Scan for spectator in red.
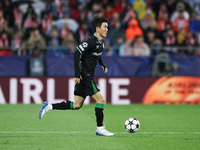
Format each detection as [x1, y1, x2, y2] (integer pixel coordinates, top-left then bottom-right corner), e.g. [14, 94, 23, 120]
[24, 14, 39, 29]
[170, 2, 190, 22]
[164, 29, 176, 46]
[114, 0, 127, 14]
[104, 4, 115, 21]
[68, 0, 78, 20]
[0, 31, 9, 47]
[157, 12, 171, 32]
[125, 19, 143, 41]
[172, 10, 189, 33]
[22, 5, 37, 28]
[41, 13, 53, 33]
[0, 31, 12, 55]
[163, 29, 177, 54]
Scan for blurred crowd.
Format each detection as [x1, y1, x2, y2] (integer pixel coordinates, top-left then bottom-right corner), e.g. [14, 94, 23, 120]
[0, 0, 200, 57]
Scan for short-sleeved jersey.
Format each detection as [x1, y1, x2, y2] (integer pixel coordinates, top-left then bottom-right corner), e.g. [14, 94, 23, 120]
[76, 33, 104, 77]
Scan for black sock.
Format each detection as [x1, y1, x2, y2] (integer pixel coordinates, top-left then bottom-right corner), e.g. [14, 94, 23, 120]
[52, 101, 75, 110]
[95, 103, 104, 127]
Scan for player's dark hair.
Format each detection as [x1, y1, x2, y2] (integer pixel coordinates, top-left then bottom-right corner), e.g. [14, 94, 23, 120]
[91, 16, 108, 32]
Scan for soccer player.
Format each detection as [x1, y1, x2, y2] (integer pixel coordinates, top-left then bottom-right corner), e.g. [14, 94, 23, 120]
[39, 16, 114, 136]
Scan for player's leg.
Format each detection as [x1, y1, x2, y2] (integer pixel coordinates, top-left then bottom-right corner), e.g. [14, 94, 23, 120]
[91, 92, 114, 136]
[39, 78, 86, 119]
[73, 95, 85, 109]
[52, 95, 85, 110]
[39, 96, 85, 119]
[91, 92, 105, 127]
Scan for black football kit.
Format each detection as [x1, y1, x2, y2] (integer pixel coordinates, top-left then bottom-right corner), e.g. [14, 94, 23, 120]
[49, 33, 107, 128]
[74, 33, 106, 98]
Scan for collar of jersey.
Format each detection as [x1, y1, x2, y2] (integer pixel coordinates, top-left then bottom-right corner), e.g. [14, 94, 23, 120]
[94, 33, 102, 44]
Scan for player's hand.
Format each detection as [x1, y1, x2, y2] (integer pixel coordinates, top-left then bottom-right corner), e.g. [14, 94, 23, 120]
[73, 75, 82, 84]
[101, 66, 108, 74]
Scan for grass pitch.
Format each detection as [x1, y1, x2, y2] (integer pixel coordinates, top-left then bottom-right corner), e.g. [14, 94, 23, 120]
[0, 104, 200, 150]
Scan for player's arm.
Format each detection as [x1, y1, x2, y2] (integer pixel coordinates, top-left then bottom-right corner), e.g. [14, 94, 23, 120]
[73, 49, 82, 84]
[98, 56, 108, 74]
[74, 39, 94, 83]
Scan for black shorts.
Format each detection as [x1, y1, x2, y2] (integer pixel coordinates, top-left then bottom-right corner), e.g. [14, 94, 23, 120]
[74, 74, 100, 98]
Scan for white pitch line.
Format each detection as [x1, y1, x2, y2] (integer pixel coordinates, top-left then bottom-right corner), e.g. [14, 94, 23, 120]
[0, 131, 94, 134]
[139, 132, 200, 134]
[0, 131, 200, 134]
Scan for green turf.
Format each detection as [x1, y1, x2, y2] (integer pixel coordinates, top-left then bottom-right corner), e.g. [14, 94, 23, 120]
[0, 104, 200, 150]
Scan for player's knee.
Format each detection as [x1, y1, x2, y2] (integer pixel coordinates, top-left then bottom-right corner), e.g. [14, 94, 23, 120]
[74, 103, 82, 110]
[96, 98, 105, 103]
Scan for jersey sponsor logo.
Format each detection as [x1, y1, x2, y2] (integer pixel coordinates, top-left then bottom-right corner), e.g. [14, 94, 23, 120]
[93, 52, 102, 56]
[82, 42, 88, 48]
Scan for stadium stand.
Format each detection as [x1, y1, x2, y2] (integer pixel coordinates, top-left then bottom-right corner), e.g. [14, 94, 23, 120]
[0, 0, 200, 76]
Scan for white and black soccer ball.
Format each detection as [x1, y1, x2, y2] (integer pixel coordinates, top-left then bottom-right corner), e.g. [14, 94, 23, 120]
[124, 118, 140, 133]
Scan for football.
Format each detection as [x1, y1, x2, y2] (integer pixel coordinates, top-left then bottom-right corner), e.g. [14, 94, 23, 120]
[124, 118, 140, 133]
